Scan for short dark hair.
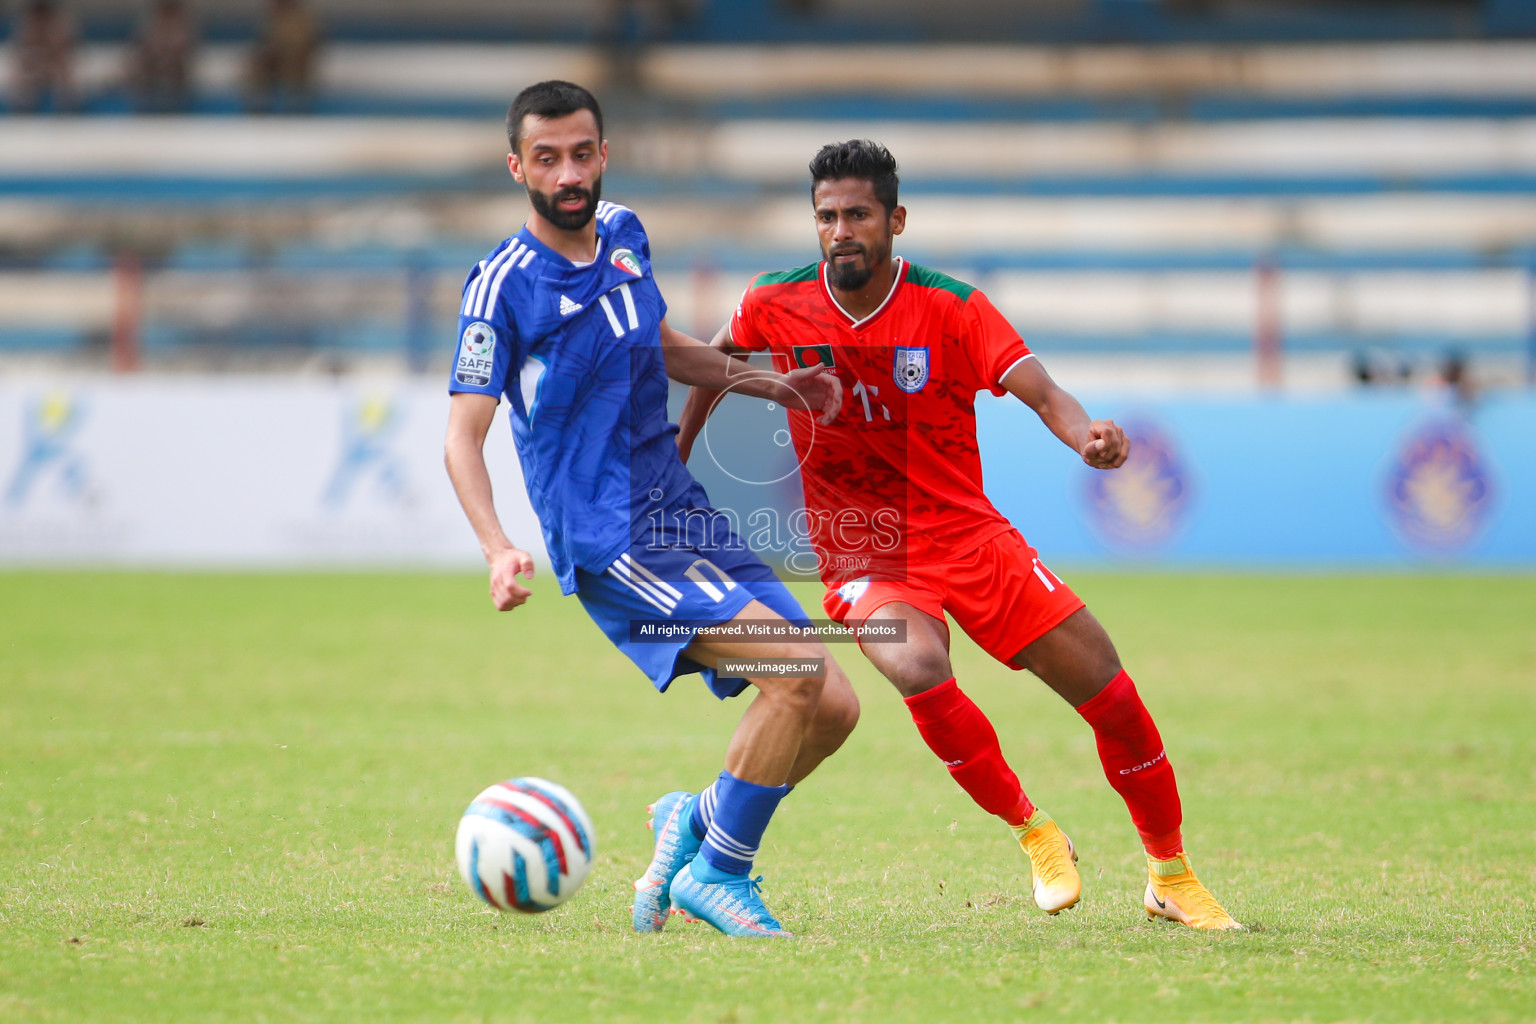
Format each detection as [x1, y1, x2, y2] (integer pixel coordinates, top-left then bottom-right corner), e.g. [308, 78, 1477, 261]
[809, 140, 900, 213]
[506, 80, 603, 155]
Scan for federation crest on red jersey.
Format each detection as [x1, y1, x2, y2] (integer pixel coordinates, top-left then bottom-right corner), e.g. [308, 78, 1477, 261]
[893, 346, 929, 393]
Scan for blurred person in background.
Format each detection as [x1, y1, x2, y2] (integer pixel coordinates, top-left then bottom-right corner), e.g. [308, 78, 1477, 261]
[597, 0, 693, 93]
[1431, 347, 1479, 413]
[246, 0, 319, 113]
[10, 0, 75, 113]
[1351, 349, 1413, 389]
[127, 0, 196, 113]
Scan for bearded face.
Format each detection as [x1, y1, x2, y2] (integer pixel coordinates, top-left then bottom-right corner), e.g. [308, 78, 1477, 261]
[825, 237, 882, 291]
[814, 178, 901, 294]
[526, 176, 602, 232]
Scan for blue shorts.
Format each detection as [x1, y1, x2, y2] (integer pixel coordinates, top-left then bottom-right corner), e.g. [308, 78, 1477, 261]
[576, 539, 812, 699]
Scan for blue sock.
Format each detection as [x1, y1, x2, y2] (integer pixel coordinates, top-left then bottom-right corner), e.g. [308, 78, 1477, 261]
[695, 770, 790, 876]
[688, 783, 714, 841]
[690, 780, 791, 841]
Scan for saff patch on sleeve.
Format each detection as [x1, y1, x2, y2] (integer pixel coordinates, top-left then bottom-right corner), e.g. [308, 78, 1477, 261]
[455, 321, 496, 387]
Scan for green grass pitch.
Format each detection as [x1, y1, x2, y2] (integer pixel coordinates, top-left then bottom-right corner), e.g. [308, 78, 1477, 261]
[2, 571, 1533, 1022]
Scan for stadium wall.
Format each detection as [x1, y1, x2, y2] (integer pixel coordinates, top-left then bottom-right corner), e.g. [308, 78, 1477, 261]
[975, 389, 1533, 568]
[0, 379, 544, 567]
[0, 379, 1530, 569]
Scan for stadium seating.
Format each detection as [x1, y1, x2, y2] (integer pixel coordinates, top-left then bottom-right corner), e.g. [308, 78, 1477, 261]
[1, 5, 1533, 384]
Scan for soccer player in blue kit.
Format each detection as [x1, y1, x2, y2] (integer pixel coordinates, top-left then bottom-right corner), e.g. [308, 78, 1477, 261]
[443, 81, 860, 938]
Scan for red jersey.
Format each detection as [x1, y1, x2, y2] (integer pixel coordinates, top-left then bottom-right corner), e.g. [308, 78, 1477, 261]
[730, 258, 1032, 585]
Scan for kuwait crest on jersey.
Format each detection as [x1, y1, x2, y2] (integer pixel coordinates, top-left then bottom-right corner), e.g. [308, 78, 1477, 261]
[893, 346, 929, 393]
[610, 248, 643, 277]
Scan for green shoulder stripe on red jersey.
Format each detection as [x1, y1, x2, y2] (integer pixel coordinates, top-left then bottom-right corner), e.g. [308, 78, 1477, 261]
[905, 263, 976, 302]
[751, 263, 820, 288]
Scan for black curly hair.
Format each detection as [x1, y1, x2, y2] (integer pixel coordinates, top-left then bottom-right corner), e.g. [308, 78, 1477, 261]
[808, 139, 900, 213]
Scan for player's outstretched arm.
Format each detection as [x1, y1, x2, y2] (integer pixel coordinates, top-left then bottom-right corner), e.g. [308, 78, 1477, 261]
[674, 322, 738, 462]
[659, 319, 841, 448]
[444, 391, 536, 610]
[1001, 356, 1129, 470]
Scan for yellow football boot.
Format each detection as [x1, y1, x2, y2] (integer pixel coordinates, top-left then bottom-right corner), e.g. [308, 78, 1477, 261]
[1011, 811, 1081, 914]
[1144, 853, 1243, 930]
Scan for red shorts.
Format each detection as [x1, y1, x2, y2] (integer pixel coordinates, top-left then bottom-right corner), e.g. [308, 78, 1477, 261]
[821, 529, 1084, 668]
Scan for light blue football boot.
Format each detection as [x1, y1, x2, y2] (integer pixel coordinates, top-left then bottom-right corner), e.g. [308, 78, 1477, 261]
[668, 859, 792, 939]
[630, 791, 701, 932]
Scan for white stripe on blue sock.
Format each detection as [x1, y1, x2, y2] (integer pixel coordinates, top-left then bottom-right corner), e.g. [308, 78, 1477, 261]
[695, 771, 789, 876]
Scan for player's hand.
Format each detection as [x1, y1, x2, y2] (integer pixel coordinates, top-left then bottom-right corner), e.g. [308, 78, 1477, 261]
[782, 364, 843, 425]
[487, 546, 536, 610]
[1082, 419, 1129, 469]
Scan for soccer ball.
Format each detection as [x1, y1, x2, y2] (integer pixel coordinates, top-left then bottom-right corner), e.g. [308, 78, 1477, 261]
[455, 777, 596, 913]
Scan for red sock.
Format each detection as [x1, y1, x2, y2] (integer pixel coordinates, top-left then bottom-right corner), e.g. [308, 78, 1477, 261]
[1076, 670, 1184, 859]
[903, 678, 1035, 826]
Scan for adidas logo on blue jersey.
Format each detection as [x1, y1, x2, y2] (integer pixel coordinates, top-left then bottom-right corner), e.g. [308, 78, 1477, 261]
[559, 295, 583, 317]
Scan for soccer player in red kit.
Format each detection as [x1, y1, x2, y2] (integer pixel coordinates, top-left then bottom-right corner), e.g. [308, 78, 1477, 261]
[677, 140, 1241, 929]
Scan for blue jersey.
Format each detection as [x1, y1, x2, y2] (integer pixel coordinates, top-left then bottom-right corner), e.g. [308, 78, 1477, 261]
[449, 201, 700, 595]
